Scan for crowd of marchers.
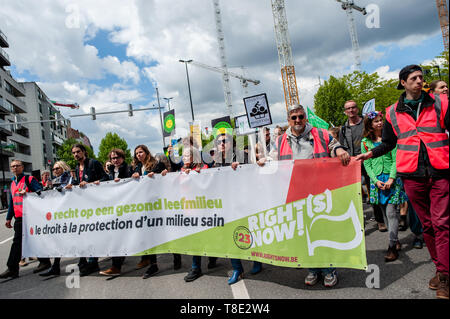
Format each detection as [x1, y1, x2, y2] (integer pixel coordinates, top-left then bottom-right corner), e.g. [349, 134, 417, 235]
[1, 65, 448, 299]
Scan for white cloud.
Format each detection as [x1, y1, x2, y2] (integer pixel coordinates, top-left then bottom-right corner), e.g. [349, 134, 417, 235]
[0, 0, 442, 155]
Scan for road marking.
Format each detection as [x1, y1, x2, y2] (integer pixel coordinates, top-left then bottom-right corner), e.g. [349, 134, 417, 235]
[230, 279, 250, 299]
[0, 236, 13, 245]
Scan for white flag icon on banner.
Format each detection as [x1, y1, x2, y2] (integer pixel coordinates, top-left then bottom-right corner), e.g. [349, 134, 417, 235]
[362, 98, 375, 116]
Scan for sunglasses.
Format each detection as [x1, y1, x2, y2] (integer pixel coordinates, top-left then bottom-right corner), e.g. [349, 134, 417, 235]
[110, 156, 121, 160]
[290, 114, 305, 121]
[217, 139, 231, 144]
[52, 167, 61, 171]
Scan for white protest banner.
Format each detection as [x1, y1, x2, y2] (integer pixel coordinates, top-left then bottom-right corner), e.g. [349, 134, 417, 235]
[362, 98, 375, 116]
[23, 159, 367, 270]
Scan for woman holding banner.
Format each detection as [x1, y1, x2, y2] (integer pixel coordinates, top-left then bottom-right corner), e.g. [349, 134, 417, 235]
[131, 145, 172, 279]
[99, 149, 132, 276]
[39, 161, 72, 277]
[361, 111, 407, 262]
[182, 146, 219, 282]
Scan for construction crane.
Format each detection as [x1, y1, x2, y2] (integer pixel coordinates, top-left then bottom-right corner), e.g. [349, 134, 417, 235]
[187, 60, 260, 97]
[436, 0, 449, 51]
[336, 0, 367, 71]
[271, 0, 300, 111]
[212, 0, 233, 116]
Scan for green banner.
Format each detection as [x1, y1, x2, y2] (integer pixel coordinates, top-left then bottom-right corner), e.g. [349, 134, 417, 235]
[307, 107, 329, 129]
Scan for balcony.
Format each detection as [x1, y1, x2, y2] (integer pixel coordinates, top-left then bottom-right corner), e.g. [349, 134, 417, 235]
[0, 142, 14, 157]
[3, 79, 25, 98]
[0, 98, 13, 114]
[0, 30, 8, 48]
[0, 118, 13, 136]
[3, 95, 26, 113]
[0, 47, 10, 67]
[52, 133, 64, 145]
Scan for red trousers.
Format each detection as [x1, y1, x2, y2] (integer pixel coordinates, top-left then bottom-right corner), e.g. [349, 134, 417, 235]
[402, 177, 449, 276]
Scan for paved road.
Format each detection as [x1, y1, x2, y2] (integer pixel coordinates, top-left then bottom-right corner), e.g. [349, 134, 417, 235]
[0, 205, 437, 300]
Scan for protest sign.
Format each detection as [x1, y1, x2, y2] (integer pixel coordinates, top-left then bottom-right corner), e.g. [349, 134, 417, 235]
[23, 159, 367, 270]
[243, 93, 272, 128]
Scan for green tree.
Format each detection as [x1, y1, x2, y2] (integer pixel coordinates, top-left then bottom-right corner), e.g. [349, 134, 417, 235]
[421, 50, 449, 85]
[314, 75, 352, 126]
[56, 138, 96, 169]
[97, 132, 132, 164]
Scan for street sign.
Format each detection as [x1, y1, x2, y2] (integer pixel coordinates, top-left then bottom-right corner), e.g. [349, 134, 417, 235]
[243, 93, 272, 128]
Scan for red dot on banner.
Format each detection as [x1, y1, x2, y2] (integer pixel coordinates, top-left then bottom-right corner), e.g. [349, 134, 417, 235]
[30, 227, 34, 235]
[46, 212, 52, 221]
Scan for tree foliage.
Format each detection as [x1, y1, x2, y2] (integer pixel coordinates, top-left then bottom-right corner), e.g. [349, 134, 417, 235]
[421, 50, 449, 85]
[314, 75, 352, 126]
[314, 71, 401, 126]
[97, 132, 132, 165]
[56, 138, 96, 169]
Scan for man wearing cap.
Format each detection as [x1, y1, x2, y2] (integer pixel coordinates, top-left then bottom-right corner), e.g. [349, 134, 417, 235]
[258, 103, 350, 288]
[356, 64, 449, 299]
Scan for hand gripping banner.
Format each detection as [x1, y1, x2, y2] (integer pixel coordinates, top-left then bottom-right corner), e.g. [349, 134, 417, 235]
[23, 159, 367, 270]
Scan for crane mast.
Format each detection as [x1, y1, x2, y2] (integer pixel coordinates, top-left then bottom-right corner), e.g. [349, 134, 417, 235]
[212, 0, 233, 116]
[188, 60, 260, 86]
[271, 0, 300, 111]
[436, 0, 449, 51]
[336, 0, 366, 71]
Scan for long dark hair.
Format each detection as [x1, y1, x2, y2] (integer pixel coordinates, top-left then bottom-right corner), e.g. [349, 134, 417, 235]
[71, 143, 88, 157]
[132, 145, 157, 172]
[363, 112, 383, 142]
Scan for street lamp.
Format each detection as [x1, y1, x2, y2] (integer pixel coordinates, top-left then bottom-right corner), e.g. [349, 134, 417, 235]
[179, 59, 195, 121]
[163, 97, 173, 111]
[155, 87, 166, 148]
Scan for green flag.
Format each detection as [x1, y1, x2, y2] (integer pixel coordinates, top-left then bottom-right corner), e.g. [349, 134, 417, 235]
[307, 107, 329, 129]
[163, 110, 175, 137]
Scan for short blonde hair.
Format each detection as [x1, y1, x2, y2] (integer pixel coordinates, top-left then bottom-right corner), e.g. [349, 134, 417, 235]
[54, 161, 70, 172]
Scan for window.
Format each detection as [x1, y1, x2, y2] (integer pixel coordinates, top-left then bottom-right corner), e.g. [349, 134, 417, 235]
[39, 103, 42, 114]
[42, 130, 45, 140]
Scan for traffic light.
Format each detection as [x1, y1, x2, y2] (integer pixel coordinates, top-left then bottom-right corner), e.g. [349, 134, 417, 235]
[128, 104, 133, 117]
[90, 107, 96, 120]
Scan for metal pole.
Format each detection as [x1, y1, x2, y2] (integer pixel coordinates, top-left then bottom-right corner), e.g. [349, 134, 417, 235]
[156, 87, 166, 148]
[180, 60, 195, 121]
[163, 97, 173, 111]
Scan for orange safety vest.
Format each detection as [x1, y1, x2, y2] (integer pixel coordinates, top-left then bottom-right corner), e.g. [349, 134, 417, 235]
[385, 93, 449, 173]
[277, 127, 330, 160]
[10, 175, 33, 218]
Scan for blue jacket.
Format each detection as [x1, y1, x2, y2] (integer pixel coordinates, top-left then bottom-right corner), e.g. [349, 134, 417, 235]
[7, 174, 42, 220]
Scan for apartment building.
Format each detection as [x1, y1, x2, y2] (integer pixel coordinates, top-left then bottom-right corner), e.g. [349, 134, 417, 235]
[22, 82, 70, 173]
[0, 29, 31, 199]
[0, 29, 71, 208]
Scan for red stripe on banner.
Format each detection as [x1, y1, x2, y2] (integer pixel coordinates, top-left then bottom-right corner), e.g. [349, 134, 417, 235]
[285, 158, 361, 204]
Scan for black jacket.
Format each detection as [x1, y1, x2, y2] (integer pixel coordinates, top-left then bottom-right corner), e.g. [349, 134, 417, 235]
[73, 158, 109, 185]
[107, 163, 132, 180]
[372, 91, 449, 179]
[132, 161, 166, 176]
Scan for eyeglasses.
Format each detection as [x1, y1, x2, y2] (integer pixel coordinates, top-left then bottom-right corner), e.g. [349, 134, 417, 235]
[290, 114, 305, 121]
[52, 167, 61, 171]
[10, 165, 22, 168]
[110, 157, 121, 160]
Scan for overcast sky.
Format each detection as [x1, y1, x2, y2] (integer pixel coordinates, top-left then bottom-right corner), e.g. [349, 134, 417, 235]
[0, 0, 446, 154]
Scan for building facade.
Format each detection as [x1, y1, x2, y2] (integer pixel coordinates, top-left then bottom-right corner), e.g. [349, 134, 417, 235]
[0, 29, 71, 209]
[0, 29, 31, 208]
[22, 82, 69, 173]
